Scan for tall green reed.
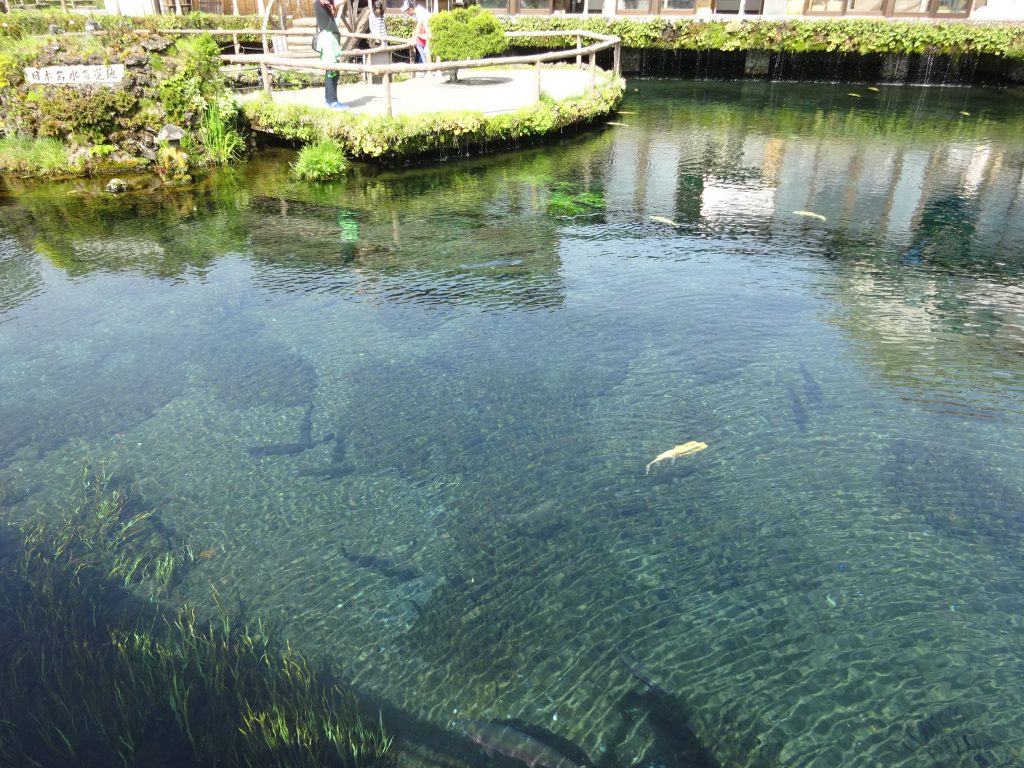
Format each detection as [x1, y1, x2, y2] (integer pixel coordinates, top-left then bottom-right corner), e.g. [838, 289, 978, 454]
[0, 464, 393, 768]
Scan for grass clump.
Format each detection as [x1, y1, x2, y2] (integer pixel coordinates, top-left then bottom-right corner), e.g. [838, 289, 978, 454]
[18, 461, 196, 597]
[0, 464, 393, 768]
[291, 137, 350, 181]
[190, 97, 247, 166]
[0, 136, 71, 176]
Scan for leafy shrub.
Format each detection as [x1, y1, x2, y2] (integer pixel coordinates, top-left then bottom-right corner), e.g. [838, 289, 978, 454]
[159, 33, 224, 123]
[36, 87, 139, 144]
[172, 33, 223, 84]
[291, 137, 350, 181]
[430, 6, 508, 62]
[160, 70, 205, 124]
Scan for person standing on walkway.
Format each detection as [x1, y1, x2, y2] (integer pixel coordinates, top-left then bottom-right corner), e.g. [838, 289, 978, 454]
[315, 0, 348, 109]
[401, 0, 431, 70]
[314, 0, 340, 37]
[368, 0, 388, 46]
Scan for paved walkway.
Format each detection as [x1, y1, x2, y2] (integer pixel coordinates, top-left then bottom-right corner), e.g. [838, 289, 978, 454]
[238, 68, 608, 117]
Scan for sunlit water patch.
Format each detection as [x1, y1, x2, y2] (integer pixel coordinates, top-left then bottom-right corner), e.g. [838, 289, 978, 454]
[2, 81, 1024, 768]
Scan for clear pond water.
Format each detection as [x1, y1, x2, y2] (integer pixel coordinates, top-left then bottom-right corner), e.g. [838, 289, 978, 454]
[2, 80, 1024, 768]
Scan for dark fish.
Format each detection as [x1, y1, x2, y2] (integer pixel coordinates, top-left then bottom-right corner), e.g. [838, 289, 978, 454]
[247, 432, 334, 458]
[297, 401, 314, 446]
[787, 384, 808, 432]
[615, 646, 673, 696]
[461, 721, 580, 768]
[297, 433, 351, 479]
[340, 545, 421, 583]
[247, 403, 333, 458]
[0, 481, 41, 508]
[798, 362, 824, 406]
[900, 239, 926, 266]
[459, 258, 525, 269]
[905, 703, 984, 749]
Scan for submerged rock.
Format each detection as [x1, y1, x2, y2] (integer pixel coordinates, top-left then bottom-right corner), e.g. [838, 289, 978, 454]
[105, 177, 130, 194]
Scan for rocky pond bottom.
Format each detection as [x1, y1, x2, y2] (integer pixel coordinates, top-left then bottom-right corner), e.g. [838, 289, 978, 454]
[2, 80, 1024, 768]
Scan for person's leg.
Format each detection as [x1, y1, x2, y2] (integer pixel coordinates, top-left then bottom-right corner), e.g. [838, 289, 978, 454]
[325, 72, 338, 105]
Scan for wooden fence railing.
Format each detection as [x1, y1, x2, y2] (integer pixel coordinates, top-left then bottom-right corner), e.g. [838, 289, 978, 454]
[226, 29, 621, 116]
[168, 27, 621, 117]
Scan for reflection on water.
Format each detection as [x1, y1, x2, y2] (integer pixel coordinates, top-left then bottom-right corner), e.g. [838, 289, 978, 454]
[2, 81, 1024, 767]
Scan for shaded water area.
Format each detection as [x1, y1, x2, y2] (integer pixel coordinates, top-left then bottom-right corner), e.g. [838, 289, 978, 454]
[3, 80, 1024, 767]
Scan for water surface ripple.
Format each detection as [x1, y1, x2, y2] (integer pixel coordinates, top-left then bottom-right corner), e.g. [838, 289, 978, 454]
[1, 81, 1024, 768]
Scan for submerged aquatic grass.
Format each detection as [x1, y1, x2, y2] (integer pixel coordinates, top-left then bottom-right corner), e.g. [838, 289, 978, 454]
[0, 466, 393, 768]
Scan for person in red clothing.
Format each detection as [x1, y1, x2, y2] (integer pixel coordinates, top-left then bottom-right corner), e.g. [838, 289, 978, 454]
[401, 0, 430, 67]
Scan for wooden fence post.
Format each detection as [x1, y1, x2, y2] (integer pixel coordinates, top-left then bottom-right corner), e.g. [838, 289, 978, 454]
[588, 52, 595, 90]
[613, 42, 620, 76]
[383, 72, 392, 117]
[535, 60, 542, 102]
[261, 62, 272, 94]
[575, 34, 581, 67]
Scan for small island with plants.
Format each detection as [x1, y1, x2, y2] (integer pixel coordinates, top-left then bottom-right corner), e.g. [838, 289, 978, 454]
[3, 6, 1023, 183]
[0, 7, 625, 185]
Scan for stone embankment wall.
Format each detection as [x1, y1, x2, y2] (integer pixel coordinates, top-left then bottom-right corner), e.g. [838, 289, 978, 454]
[0, 31, 173, 172]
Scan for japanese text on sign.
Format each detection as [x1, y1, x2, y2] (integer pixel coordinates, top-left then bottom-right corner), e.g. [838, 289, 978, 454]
[23, 64, 125, 86]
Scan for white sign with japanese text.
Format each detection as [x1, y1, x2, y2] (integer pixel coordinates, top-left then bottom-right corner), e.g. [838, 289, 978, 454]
[23, 64, 125, 86]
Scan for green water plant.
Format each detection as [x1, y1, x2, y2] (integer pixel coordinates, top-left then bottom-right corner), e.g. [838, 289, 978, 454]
[291, 137, 350, 181]
[17, 461, 196, 597]
[0, 463, 393, 768]
[547, 183, 605, 217]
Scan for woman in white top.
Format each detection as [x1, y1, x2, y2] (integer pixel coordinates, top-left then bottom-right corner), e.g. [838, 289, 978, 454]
[401, 0, 430, 65]
[368, 0, 387, 46]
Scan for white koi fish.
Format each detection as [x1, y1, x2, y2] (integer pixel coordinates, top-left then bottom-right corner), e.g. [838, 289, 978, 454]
[649, 215, 680, 228]
[645, 440, 707, 475]
[793, 210, 827, 221]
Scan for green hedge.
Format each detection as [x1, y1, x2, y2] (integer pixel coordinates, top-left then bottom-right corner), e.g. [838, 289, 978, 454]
[0, 10, 265, 40]
[430, 5, 509, 62]
[243, 76, 624, 161]
[500, 16, 1024, 59]
[6, 11, 1018, 60]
